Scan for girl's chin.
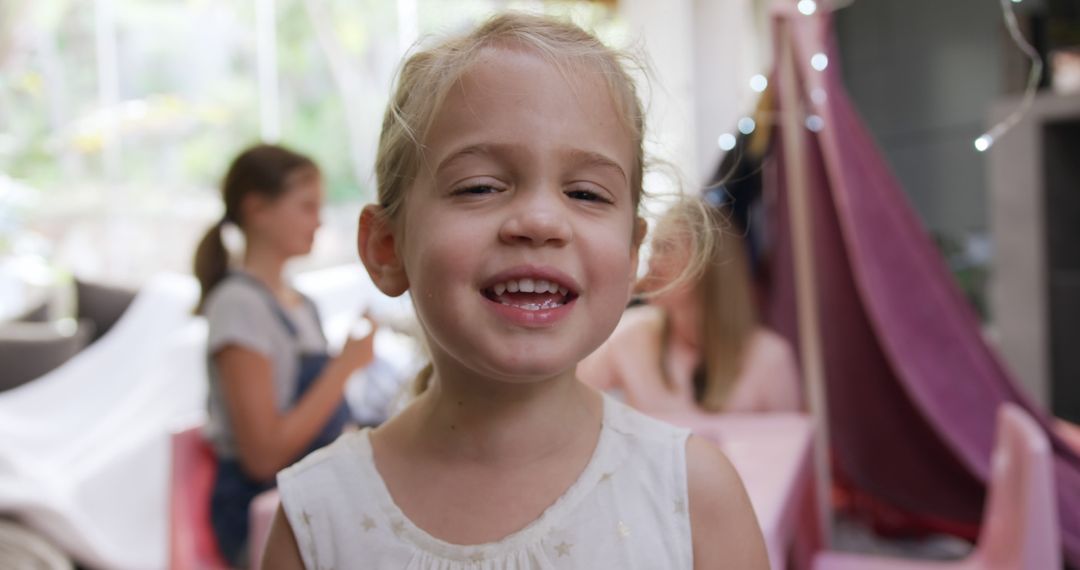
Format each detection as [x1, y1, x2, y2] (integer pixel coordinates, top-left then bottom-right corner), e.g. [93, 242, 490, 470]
[461, 354, 580, 384]
[482, 370, 577, 386]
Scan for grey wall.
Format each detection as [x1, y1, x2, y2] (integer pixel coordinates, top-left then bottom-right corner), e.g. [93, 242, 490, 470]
[835, 0, 1003, 245]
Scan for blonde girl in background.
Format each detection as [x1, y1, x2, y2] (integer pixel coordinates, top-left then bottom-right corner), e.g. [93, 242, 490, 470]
[579, 197, 802, 417]
[263, 13, 768, 569]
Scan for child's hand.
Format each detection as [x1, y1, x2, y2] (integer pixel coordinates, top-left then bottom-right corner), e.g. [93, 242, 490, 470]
[338, 318, 377, 372]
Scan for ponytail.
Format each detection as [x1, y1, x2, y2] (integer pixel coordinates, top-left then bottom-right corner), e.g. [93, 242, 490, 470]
[193, 219, 229, 314]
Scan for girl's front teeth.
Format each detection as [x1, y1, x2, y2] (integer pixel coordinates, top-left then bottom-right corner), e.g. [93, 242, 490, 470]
[491, 278, 568, 296]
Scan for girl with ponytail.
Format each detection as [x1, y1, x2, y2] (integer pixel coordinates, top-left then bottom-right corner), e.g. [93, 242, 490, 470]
[194, 144, 375, 565]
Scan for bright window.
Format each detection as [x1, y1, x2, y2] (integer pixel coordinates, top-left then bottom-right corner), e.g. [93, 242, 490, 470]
[1, 0, 619, 285]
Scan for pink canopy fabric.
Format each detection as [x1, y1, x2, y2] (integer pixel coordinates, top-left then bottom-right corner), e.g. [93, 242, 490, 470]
[760, 10, 1080, 565]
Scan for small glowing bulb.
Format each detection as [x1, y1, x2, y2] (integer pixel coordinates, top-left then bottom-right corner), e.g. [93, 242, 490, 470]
[811, 88, 828, 105]
[811, 53, 829, 71]
[805, 115, 825, 132]
[1010, 0, 1022, 3]
[974, 135, 993, 152]
[797, 0, 818, 15]
[737, 117, 757, 135]
[749, 74, 768, 93]
[718, 133, 737, 151]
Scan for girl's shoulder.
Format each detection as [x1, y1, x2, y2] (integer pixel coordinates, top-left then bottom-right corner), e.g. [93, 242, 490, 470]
[745, 327, 800, 388]
[278, 429, 369, 487]
[578, 305, 663, 388]
[603, 394, 688, 445]
[684, 433, 770, 568]
[275, 430, 398, 566]
[749, 327, 796, 361]
[201, 275, 289, 343]
[276, 430, 375, 527]
[606, 304, 664, 344]
[619, 303, 664, 328]
[732, 327, 802, 412]
[202, 273, 264, 314]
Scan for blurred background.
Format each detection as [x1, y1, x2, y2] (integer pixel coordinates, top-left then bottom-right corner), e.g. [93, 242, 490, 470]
[2, 0, 1079, 568]
[1, 0, 1076, 312]
[4, 0, 1079, 412]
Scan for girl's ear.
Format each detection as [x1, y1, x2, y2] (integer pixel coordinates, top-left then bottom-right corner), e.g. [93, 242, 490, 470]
[240, 193, 271, 226]
[358, 205, 409, 297]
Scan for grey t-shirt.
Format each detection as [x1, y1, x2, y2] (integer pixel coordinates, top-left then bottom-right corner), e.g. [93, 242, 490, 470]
[202, 273, 326, 458]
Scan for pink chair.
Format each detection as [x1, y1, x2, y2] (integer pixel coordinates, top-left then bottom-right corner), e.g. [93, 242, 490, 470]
[813, 403, 1061, 570]
[169, 426, 232, 570]
[1055, 419, 1080, 456]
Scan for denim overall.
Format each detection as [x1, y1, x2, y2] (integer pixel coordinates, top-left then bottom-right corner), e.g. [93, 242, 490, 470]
[210, 275, 351, 564]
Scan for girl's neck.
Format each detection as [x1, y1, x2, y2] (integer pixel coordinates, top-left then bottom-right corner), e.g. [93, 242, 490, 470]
[241, 244, 289, 297]
[405, 364, 603, 467]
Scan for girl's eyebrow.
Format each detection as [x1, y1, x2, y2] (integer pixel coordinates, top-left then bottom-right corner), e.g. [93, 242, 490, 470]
[435, 143, 499, 176]
[435, 143, 628, 184]
[563, 148, 628, 184]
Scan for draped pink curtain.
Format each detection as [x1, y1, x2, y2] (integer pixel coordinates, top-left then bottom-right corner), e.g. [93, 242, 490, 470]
[762, 10, 1080, 565]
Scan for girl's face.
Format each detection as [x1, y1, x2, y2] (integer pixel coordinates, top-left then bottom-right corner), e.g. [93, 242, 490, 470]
[397, 47, 643, 383]
[638, 226, 697, 311]
[249, 170, 324, 258]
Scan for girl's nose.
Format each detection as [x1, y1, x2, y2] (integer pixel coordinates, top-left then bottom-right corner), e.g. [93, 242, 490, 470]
[498, 190, 573, 247]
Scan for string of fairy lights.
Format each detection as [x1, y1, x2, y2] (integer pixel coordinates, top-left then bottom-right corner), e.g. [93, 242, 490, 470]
[716, 0, 830, 152]
[717, 0, 1044, 154]
[975, 0, 1043, 152]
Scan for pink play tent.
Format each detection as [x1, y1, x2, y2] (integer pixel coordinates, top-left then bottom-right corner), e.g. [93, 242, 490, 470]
[757, 7, 1080, 565]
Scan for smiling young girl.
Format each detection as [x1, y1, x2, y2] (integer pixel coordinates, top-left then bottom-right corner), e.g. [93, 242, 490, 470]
[263, 13, 768, 569]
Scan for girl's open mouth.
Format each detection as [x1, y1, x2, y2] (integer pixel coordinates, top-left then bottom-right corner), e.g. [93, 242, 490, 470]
[480, 277, 578, 311]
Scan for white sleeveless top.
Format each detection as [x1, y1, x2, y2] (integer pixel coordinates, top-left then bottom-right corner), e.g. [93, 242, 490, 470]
[277, 396, 694, 569]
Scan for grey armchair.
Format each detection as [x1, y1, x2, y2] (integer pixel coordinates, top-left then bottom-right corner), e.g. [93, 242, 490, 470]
[0, 319, 94, 393]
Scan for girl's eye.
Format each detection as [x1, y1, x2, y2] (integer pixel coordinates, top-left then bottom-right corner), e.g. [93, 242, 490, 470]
[566, 189, 612, 203]
[453, 184, 501, 195]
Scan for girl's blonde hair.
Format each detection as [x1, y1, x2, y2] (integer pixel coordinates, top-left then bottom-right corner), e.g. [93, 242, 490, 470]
[649, 199, 757, 412]
[373, 11, 717, 395]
